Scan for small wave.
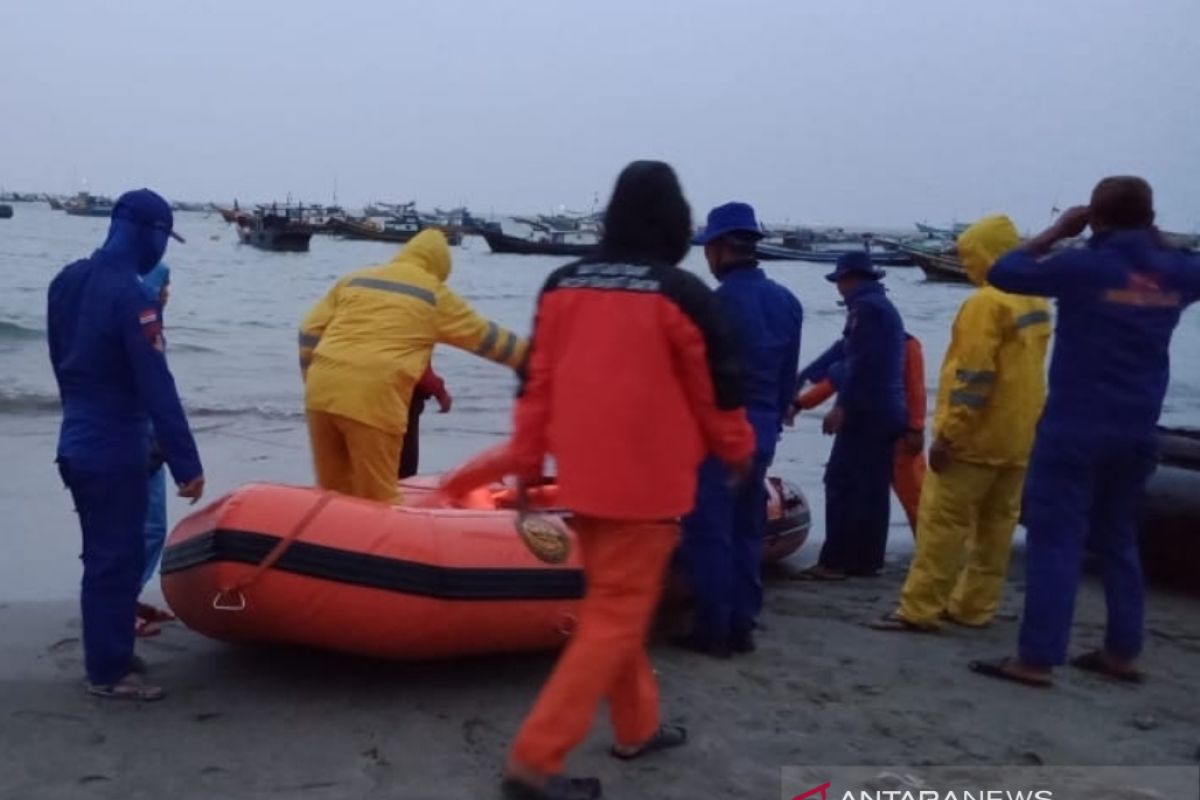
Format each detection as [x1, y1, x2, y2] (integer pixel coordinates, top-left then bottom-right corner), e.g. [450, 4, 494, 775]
[0, 387, 304, 421]
[0, 320, 44, 341]
[169, 342, 222, 354]
[0, 389, 60, 414]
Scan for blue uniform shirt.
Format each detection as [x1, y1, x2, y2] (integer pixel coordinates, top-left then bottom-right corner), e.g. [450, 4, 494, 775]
[824, 280, 907, 436]
[48, 250, 202, 483]
[990, 230, 1200, 441]
[713, 263, 803, 458]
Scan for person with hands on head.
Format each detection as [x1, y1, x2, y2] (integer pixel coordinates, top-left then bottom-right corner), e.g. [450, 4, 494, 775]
[47, 189, 204, 702]
[674, 201, 803, 658]
[968, 178, 1200, 689]
[501, 161, 755, 800]
[870, 215, 1051, 634]
[794, 252, 908, 582]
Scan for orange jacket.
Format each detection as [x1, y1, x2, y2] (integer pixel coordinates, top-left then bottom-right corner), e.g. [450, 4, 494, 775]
[796, 335, 927, 431]
[511, 260, 755, 520]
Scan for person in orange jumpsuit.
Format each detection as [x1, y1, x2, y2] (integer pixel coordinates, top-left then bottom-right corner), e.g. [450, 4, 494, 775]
[501, 161, 755, 800]
[792, 333, 927, 535]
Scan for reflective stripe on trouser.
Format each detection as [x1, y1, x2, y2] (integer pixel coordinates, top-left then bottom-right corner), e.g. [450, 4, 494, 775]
[892, 447, 926, 537]
[307, 410, 405, 503]
[896, 460, 1024, 628]
[820, 428, 897, 574]
[510, 517, 679, 776]
[141, 466, 168, 590]
[59, 461, 148, 686]
[679, 454, 769, 645]
[1017, 434, 1156, 667]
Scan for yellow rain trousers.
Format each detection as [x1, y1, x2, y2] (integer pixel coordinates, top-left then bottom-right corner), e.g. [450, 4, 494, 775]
[896, 215, 1052, 628]
[299, 230, 528, 502]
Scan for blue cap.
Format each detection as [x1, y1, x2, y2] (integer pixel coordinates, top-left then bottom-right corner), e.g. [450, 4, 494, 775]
[824, 250, 885, 282]
[693, 201, 764, 245]
[112, 188, 185, 243]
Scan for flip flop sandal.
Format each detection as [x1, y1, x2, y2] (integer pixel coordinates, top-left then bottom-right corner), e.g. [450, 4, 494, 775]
[1070, 650, 1145, 684]
[501, 775, 602, 800]
[136, 603, 176, 624]
[968, 658, 1052, 688]
[867, 612, 934, 633]
[791, 566, 847, 582]
[610, 724, 687, 761]
[88, 674, 165, 702]
[135, 619, 163, 638]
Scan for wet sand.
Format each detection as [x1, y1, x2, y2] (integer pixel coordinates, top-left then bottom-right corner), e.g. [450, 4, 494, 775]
[2, 420, 1198, 799]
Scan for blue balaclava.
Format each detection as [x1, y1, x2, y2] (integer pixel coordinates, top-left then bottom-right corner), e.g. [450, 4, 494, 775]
[101, 189, 184, 274]
[142, 262, 171, 303]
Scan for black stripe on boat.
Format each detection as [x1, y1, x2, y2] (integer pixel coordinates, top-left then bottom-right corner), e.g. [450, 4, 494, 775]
[161, 529, 584, 601]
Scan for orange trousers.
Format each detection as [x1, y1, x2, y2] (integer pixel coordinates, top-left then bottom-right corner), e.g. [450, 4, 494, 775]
[893, 447, 927, 537]
[307, 410, 404, 502]
[510, 517, 680, 776]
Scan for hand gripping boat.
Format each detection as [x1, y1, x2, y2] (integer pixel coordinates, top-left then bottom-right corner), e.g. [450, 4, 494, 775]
[160, 447, 811, 660]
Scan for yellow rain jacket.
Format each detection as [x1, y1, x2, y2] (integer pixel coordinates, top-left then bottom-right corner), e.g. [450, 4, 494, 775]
[299, 230, 527, 434]
[933, 216, 1052, 466]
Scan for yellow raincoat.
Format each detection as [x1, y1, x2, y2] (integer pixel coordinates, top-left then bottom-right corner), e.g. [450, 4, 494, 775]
[895, 215, 1052, 628]
[299, 230, 527, 501]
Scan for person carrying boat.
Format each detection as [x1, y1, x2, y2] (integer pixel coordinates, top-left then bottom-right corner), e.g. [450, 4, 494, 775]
[869, 214, 1051, 632]
[298, 229, 525, 502]
[970, 177, 1200, 688]
[48, 189, 205, 701]
[674, 201, 802, 657]
[794, 252, 907, 581]
[135, 262, 180, 637]
[791, 331, 928, 536]
[501, 161, 755, 800]
[398, 363, 452, 479]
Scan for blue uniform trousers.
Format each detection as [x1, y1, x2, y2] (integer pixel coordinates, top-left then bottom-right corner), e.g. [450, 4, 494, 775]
[141, 466, 167, 591]
[820, 426, 897, 575]
[680, 454, 770, 645]
[59, 460, 148, 686]
[1017, 433, 1157, 667]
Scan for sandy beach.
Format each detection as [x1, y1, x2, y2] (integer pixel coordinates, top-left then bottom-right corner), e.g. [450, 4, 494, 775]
[2, 435, 1198, 800]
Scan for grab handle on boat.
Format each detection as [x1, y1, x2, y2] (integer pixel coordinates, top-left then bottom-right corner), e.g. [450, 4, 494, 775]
[212, 589, 247, 612]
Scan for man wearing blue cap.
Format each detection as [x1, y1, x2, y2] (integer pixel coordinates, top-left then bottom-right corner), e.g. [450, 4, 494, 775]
[795, 251, 907, 580]
[48, 188, 205, 700]
[675, 202, 803, 656]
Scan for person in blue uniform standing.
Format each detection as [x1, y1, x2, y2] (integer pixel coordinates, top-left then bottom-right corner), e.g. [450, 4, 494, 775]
[48, 189, 205, 701]
[676, 202, 803, 656]
[797, 252, 907, 580]
[969, 177, 1200, 688]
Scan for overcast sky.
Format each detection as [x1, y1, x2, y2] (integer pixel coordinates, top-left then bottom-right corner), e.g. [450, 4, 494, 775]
[2, 0, 1197, 230]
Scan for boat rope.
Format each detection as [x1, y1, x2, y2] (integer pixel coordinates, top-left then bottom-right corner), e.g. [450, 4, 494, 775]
[212, 491, 337, 611]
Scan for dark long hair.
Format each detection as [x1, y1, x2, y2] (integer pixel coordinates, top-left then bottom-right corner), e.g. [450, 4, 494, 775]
[598, 160, 693, 266]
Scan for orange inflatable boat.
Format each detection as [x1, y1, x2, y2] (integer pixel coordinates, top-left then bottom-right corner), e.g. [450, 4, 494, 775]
[161, 469, 810, 661]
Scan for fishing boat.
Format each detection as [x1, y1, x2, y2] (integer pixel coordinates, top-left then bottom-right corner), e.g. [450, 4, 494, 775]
[160, 472, 810, 661]
[0, 204, 12, 219]
[45, 195, 64, 211]
[236, 206, 316, 252]
[482, 228, 598, 257]
[755, 238, 914, 266]
[63, 192, 116, 217]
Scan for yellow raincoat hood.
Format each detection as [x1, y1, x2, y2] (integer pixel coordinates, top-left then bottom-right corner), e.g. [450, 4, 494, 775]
[956, 215, 1020, 286]
[934, 215, 1052, 467]
[395, 229, 452, 283]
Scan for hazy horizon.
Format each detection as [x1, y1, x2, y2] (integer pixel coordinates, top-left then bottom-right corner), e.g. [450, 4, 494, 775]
[2, 0, 1197, 231]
